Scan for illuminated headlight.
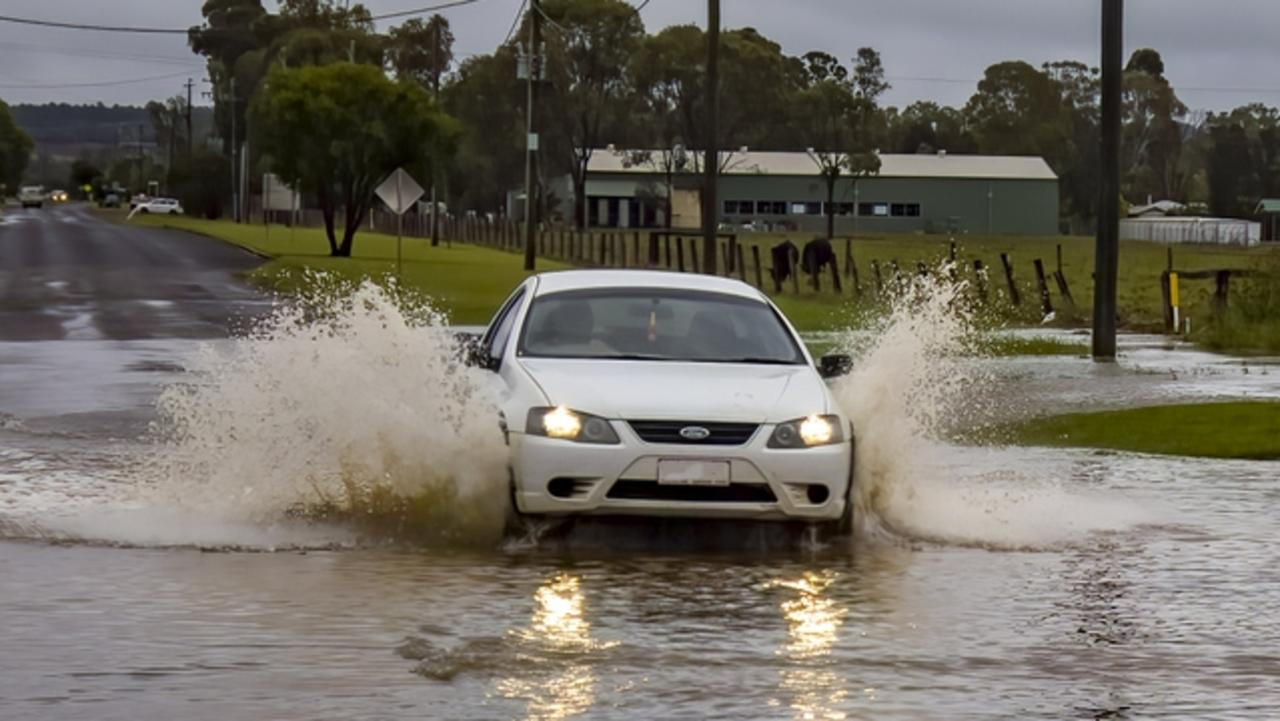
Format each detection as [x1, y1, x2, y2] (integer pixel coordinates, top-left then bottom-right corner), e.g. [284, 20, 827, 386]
[526, 406, 620, 444]
[768, 414, 844, 448]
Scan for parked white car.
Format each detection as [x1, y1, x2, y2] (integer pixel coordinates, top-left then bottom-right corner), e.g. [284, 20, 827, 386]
[469, 270, 856, 530]
[132, 197, 183, 215]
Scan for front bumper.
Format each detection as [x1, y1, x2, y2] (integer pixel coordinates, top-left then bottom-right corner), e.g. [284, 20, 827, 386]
[510, 421, 853, 521]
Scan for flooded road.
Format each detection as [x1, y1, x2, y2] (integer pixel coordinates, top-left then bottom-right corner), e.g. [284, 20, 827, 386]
[3, 208, 1279, 719]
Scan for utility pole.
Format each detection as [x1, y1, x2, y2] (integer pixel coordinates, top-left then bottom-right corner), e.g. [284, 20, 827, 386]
[429, 25, 442, 248]
[701, 0, 720, 275]
[522, 0, 541, 271]
[230, 76, 238, 223]
[185, 78, 194, 163]
[1093, 0, 1123, 361]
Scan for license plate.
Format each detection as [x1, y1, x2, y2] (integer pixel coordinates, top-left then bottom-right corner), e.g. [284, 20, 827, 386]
[657, 459, 731, 486]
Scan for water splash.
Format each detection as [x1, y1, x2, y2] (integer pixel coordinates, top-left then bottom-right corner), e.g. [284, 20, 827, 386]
[143, 278, 509, 545]
[832, 273, 1158, 549]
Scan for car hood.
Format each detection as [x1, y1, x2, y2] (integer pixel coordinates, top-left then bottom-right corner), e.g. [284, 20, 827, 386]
[516, 358, 831, 422]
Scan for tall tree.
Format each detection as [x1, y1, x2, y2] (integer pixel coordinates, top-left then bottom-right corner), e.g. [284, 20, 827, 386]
[252, 63, 453, 256]
[0, 99, 34, 192]
[888, 101, 975, 154]
[797, 77, 861, 240]
[443, 49, 524, 214]
[389, 15, 454, 245]
[1122, 48, 1186, 201]
[539, 0, 646, 228]
[388, 15, 454, 92]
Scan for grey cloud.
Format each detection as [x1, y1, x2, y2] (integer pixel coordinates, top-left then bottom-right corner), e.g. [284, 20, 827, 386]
[0, 0, 1276, 110]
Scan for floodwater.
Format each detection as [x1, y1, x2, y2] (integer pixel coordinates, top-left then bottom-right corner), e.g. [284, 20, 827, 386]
[2, 288, 1279, 720]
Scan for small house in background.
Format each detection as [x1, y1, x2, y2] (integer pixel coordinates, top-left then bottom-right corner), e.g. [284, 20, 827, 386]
[1257, 199, 1280, 242]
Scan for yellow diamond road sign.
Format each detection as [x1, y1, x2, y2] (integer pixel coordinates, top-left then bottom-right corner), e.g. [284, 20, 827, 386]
[376, 168, 424, 216]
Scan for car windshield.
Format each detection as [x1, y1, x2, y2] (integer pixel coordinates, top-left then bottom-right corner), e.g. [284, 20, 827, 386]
[518, 287, 806, 364]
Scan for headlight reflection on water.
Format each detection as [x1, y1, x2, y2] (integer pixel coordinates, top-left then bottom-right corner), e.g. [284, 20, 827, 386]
[768, 571, 852, 721]
[499, 574, 618, 721]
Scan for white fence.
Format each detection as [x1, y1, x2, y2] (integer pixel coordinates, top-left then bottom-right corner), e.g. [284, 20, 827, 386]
[1120, 217, 1262, 247]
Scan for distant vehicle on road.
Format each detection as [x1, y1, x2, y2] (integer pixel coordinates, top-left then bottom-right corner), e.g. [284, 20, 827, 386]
[101, 193, 121, 209]
[49, 189, 68, 203]
[132, 198, 184, 216]
[468, 269, 856, 533]
[19, 186, 45, 209]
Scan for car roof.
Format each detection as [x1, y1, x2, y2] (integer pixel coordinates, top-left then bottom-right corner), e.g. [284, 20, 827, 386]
[531, 269, 767, 301]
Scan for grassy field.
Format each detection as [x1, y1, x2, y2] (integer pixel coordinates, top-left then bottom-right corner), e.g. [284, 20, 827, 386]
[129, 214, 1278, 334]
[1003, 401, 1280, 459]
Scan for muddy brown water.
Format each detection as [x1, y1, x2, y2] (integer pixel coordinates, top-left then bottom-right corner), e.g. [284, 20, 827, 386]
[2, 209, 1279, 719]
[3, 333, 1278, 720]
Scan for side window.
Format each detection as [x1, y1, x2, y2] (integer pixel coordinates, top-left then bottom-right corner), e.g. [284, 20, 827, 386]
[483, 289, 527, 363]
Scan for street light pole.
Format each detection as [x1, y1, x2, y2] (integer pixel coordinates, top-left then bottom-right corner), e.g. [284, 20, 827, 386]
[522, 0, 541, 271]
[1093, 0, 1123, 361]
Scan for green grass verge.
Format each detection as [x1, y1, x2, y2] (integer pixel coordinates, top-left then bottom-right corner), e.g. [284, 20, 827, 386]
[128, 214, 1279, 335]
[1003, 401, 1280, 459]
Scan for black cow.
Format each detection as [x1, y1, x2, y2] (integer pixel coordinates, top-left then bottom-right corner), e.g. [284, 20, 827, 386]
[770, 240, 800, 284]
[801, 237, 836, 277]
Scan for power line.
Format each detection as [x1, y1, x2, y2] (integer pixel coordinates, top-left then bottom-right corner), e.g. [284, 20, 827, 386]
[371, 0, 483, 21]
[0, 1, 486, 35]
[0, 40, 204, 68]
[502, 0, 528, 46]
[0, 14, 189, 34]
[0, 70, 197, 90]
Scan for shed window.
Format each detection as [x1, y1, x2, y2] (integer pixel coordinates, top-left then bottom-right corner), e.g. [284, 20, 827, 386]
[756, 201, 786, 215]
[825, 202, 854, 216]
[859, 202, 889, 217]
[891, 203, 922, 217]
[724, 200, 751, 214]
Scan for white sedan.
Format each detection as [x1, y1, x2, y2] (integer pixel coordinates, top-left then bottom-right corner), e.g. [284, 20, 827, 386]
[470, 270, 855, 530]
[131, 197, 184, 215]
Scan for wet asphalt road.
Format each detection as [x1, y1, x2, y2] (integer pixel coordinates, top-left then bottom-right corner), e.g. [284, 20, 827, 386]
[0, 203, 266, 341]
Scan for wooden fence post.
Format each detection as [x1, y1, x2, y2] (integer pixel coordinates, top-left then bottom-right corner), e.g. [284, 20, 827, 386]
[648, 232, 659, 266]
[1033, 258, 1054, 316]
[872, 260, 883, 294]
[1053, 270, 1076, 313]
[676, 236, 686, 272]
[1160, 271, 1173, 332]
[721, 241, 732, 274]
[1213, 270, 1231, 316]
[830, 256, 842, 294]
[1000, 252, 1021, 306]
[618, 235, 627, 268]
[663, 236, 672, 268]
[752, 245, 765, 290]
[844, 238, 853, 278]
[973, 259, 989, 303]
[736, 245, 747, 283]
[691, 245, 701, 274]
[632, 231, 641, 268]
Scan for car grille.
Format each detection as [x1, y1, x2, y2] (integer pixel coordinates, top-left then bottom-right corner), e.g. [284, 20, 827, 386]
[627, 420, 759, 446]
[607, 480, 776, 503]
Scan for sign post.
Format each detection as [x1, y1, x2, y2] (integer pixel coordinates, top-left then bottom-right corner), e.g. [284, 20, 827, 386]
[375, 168, 425, 279]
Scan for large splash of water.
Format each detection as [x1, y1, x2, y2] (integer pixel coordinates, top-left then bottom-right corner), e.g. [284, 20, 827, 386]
[143, 278, 509, 545]
[832, 273, 1158, 549]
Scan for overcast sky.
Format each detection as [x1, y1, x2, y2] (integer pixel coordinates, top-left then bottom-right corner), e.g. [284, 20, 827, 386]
[2, 0, 1278, 112]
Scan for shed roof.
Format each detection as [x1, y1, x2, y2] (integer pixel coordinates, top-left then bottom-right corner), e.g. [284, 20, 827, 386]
[587, 150, 1058, 181]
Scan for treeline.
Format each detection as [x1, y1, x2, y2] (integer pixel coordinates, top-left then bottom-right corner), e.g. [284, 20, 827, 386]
[181, 0, 1278, 227]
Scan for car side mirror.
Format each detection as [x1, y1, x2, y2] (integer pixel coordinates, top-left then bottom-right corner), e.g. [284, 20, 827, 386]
[818, 353, 853, 379]
[458, 333, 498, 371]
